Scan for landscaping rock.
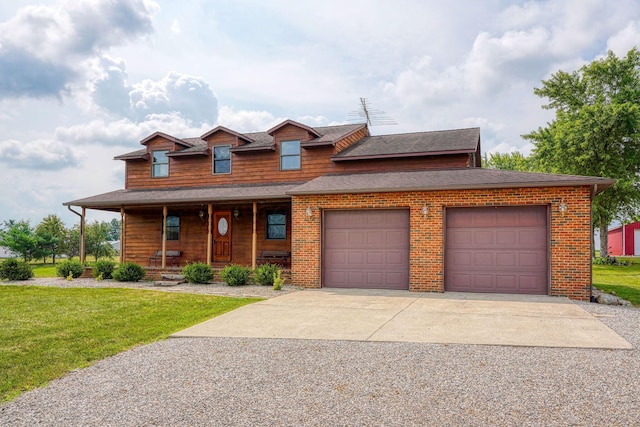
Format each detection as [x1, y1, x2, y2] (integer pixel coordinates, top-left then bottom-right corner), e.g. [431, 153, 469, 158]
[161, 274, 186, 282]
[592, 287, 632, 306]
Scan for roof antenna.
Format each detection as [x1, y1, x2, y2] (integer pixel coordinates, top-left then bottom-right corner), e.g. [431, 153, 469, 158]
[348, 97, 397, 126]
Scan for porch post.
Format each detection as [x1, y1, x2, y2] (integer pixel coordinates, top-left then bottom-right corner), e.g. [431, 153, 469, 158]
[252, 202, 257, 269]
[162, 206, 167, 269]
[207, 204, 213, 265]
[80, 207, 86, 264]
[119, 207, 125, 264]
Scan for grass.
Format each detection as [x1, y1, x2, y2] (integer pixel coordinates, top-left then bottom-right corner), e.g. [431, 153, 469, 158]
[0, 286, 261, 403]
[592, 257, 640, 306]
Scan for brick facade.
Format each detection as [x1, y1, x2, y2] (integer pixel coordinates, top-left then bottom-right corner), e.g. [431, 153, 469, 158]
[291, 185, 592, 301]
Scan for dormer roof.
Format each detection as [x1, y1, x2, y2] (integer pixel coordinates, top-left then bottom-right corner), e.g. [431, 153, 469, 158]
[267, 119, 322, 137]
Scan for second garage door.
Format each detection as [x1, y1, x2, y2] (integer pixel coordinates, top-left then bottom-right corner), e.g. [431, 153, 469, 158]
[445, 206, 548, 294]
[323, 209, 409, 290]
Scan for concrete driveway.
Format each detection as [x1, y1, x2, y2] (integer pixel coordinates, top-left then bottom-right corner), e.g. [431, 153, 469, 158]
[173, 289, 631, 349]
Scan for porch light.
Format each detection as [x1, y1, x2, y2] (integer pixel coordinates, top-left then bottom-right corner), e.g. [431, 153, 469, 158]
[233, 209, 240, 219]
[306, 206, 313, 217]
[559, 200, 568, 215]
[421, 204, 429, 216]
[198, 210, 205, 221]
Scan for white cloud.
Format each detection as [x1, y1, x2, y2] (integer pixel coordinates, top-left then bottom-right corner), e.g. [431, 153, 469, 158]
[0, 0, 159, 99]
[170, 19, 181, 35]
[0, 138, 81, 170]
[607, 21, 640, 55]
[216, 106, 282, 132]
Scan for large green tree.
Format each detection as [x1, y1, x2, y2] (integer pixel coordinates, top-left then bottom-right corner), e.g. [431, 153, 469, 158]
[524, 48, 640, 257]
[0, 220, 40, 262]
[35, 214, 67, 264]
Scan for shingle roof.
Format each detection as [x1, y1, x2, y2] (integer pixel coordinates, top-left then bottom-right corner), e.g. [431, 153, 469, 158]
[287, 169, 615, 195]
[113, 149, 149, 161]
[333, 127, 480, 160]
[64, 182, 301, 210]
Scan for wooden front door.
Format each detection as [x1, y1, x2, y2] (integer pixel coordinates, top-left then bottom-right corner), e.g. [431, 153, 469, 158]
[213, 211, 231, 262]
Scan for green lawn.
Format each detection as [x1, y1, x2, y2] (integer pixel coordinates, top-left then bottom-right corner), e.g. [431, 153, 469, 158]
[592, 257, 640, 306]
[0, 286, 261, 402]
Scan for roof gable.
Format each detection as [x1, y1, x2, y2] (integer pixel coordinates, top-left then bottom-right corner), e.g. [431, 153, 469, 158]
[140, 132, 194, 148]
[267, 119, 321, 137]
[200, 126, 255, 143]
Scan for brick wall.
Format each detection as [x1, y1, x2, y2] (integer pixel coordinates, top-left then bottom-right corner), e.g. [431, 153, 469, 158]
[291, 186, 592, 300]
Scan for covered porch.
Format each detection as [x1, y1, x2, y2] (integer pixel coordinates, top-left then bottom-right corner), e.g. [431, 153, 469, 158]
[63, 183, 298, 271]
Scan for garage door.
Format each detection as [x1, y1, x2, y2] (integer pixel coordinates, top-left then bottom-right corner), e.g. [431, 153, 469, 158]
[445, 206, 548, 294]
[323, 210, 409, 290]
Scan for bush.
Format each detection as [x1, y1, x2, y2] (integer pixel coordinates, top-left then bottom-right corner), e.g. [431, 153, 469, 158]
[56, 259, 84, 278]
[112, 262, 146, 282]
[0, 258, 34, 281]
[253, 263, 279, 286]
[593, 256, 630, 266]
[273, 269, 283, 291]
[219, 264, 252, 286]
[182, 262, 215, 284]
[93, 260, 117, 280]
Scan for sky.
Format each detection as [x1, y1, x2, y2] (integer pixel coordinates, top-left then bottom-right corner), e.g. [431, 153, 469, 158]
[0, 0, 639, 227]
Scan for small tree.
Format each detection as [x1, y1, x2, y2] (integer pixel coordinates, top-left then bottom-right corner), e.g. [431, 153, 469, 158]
[107, 218, 121, 241]
[85, 221, 115, 261]
[35, 214, 67, 264]
[0, 220, 39, 262]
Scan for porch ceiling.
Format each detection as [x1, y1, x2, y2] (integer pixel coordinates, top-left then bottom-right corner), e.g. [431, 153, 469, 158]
[64, 182, 300, 211]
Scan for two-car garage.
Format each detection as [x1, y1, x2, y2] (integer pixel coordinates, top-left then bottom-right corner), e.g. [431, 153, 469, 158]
[322, 207, 549, 295]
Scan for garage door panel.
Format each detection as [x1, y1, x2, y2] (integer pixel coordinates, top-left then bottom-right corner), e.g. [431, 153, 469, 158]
[446, 206, 548, 295]
[324, 210, 409, 290]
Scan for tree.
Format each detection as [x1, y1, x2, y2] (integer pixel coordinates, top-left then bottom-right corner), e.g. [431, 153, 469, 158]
[107, 218, 121, 241]
[65, 225, 81, 259]
[85, 221, 115, 261]
[483, 151, 532, 171]
[35, 214, 67, 264]
[0, 220, 40, 262]
[524, 48, 640, 258]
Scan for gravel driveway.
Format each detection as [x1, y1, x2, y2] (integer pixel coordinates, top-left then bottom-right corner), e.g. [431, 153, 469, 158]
[1, 280, 638, 426]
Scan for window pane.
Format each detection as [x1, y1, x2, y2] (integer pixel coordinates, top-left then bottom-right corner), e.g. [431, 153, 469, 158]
[281, 155, 300, 170]
[153, 164, 168, 177]
[267, 213, 286, 239]
[214, 146, 230, 159]
[214, 159, 230, 174]
[267, 225, 286, 239]
[153, 151, 168, 163]
[281, 140, 300, 155]
[167, 216, 179, 227]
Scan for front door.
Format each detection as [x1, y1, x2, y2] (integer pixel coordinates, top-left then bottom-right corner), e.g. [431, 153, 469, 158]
[213, 211, 231, 262]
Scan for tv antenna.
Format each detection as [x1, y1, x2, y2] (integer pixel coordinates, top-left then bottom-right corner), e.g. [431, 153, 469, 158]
[348, 97, 397, 126]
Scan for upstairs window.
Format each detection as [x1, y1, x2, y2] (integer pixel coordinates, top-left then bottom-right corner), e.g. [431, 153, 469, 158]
[280, 140, 301, 170]
[152, 150, 169, 177]
[166, 215, 180, 241]
[266, 212, 286, 240]
[213, 145, 231, 174]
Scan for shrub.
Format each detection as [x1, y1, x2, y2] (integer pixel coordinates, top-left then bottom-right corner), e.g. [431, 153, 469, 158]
[253, 263, 279, 286]
[182, 262, 215, 284]
[112, 262, 146, 282]
[56, 259, 84, 278]
[0, 258, 34, 281]
[593, 256, 630, 266]
[219, 264, 252, 286]
[273, 269, 283, 291]
[93, 260, 117, 280]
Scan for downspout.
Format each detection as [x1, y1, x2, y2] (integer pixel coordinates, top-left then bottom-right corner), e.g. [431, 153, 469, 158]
[67, 205, 86, 264]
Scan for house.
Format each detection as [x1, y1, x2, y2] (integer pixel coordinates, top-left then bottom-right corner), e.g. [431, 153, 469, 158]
[607, 222, 640, 256]
[64, 119, 614, 300]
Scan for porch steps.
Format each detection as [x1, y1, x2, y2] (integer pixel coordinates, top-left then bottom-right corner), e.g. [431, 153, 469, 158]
[153, 273, 186, 287]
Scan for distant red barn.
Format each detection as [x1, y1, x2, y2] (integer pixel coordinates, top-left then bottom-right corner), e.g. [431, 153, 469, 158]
[608, 222, 640, 256]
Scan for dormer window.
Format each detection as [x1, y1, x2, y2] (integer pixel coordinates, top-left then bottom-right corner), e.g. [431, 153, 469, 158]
[280, 140, 301, 170]
[152, 150, 169, 177]
[213, 145, 231, 174]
